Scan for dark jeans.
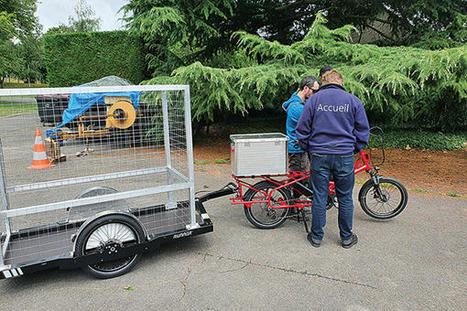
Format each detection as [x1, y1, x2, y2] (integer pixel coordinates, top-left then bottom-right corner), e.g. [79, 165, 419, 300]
[309, 153, 355, 241]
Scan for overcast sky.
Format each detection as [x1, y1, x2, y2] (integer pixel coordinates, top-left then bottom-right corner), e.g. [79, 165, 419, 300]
[36, 0, 128, 32]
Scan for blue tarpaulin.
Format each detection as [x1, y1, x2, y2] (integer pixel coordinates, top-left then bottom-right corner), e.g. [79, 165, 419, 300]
[47, 90, 141, 137]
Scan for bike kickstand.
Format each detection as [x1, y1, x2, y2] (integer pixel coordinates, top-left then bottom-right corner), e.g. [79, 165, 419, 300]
[300, 209, 310, 234]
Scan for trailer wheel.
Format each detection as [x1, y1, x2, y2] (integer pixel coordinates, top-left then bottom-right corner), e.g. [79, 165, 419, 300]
[75, 214, 145, 279]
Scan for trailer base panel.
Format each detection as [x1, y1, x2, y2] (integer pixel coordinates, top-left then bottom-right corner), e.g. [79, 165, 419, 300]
[1, 201, 212, 279]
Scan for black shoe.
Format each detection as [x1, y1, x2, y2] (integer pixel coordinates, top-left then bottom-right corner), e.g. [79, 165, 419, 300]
[307, 234, 322, 248]
[341, 234, 358, 249]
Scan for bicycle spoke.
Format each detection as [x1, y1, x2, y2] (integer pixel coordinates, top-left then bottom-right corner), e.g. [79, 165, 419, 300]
[248, 185, 289, 226]
[366, 183, 402, 216]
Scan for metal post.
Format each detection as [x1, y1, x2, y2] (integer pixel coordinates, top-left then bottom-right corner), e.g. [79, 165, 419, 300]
[0, 139, 12, 262]
[183, 86, 198, 229]
[162, 91, 176, 210]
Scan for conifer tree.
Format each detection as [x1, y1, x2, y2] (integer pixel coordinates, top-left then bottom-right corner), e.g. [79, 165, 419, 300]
[144, 13, 466, 131]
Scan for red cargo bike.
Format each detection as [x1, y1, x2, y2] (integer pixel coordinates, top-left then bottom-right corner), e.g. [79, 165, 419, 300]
[197, 130, 408, 232]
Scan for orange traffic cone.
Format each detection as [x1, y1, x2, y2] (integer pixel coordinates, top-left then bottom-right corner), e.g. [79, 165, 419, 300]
[27, 128, 55, 170]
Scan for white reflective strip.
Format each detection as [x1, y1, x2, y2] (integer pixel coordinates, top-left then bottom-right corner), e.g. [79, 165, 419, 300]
[35, 136, 44, 145]
[33, 151, 47, 160]
[3, 270, 12, 278]
[17, 267, 23, 275]
[201, 213, 210, 220]
[11, 269, 18, 277]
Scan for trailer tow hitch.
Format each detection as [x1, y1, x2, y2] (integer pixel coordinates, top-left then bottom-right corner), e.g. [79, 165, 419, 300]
[196, 183, 238, 204]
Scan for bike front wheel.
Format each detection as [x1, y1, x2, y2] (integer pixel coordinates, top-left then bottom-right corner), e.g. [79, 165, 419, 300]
[358, 177, 408, 219]
[243, 181, 291, 229]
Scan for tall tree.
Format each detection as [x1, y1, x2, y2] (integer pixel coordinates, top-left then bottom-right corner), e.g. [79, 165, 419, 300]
[122, 0, 234, 75]
[123, 0, 465, 80]
[0, 0, 41, 87]
[0, 0, 39, 39]
[0, 11, 19, 87]
[145, 13, 466, 131]
[68, 0, 101, 32]
[229, 0, 466, 47]
[17, 31, 44, 85]
[45, 24, 74, 35]
[312, 0, 466, 47]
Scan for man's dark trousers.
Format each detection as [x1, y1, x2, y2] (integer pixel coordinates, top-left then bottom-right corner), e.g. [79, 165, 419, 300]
[310, 153, 355, 241]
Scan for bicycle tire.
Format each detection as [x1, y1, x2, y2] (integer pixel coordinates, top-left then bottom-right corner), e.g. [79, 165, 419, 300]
[75, 214, 145, 279]
[243, 181, 291, 229]
[358, 177, 408, 219]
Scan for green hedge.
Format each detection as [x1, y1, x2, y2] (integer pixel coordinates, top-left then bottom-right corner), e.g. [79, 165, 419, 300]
[43, 31, 144, 86]
[368, 130, 467, 151]
[209, 116, 466, 151]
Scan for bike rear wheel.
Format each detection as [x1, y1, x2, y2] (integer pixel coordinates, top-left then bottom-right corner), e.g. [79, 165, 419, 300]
[358, 177, 408, 219]
[243, 181, 291, 229]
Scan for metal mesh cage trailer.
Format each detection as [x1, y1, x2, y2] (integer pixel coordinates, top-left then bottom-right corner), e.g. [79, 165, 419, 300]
[0, 85, 212, 279]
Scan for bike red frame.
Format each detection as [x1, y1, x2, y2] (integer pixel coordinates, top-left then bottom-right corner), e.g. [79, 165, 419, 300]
[231, 150, 373, 210]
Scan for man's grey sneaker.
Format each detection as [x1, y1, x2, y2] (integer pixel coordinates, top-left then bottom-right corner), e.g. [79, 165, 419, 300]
[307, 234, 322, 248]
[342, 234, 358, 249]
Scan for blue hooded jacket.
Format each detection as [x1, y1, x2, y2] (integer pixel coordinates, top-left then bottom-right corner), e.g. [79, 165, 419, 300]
[296, 84, 369, 154]
[282, 92, 305, 153]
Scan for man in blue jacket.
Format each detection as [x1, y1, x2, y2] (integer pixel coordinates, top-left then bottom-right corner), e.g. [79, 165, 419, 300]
[296, 69, 369, 249]
[282, 76, 319, 172]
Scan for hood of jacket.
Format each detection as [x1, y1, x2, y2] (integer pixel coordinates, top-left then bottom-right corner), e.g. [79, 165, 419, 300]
[282, 92, 303, 111]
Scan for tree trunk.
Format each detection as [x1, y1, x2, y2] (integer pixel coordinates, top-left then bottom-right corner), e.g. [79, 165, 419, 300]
[27, 63, 31, 87]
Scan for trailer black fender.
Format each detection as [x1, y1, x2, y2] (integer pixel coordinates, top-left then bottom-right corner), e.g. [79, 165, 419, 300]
[68, 186, 130, 221]
[73, 211, 147, 278]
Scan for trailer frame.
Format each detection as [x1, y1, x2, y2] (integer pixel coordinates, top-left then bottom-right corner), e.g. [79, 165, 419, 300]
[0, 85, 212, 279]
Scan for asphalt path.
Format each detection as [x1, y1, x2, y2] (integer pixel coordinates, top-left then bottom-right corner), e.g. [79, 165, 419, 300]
[0, 166, 465, 311]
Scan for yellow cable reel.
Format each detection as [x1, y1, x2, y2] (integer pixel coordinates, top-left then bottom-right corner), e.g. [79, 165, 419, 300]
[106, 101, 136, 129]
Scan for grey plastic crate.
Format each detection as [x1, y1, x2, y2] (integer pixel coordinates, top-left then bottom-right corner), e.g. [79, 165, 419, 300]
[230, 133, 288, 176]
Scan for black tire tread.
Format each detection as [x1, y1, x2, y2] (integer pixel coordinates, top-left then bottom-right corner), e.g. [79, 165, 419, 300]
[75, 214, 145, 279]
[358, 177, 408, 219]
[243, 181, 291, 229]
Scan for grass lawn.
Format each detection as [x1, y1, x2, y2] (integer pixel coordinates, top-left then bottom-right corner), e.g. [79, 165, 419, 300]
[3, 82, 48, 88]
[0, 102, 38, 117]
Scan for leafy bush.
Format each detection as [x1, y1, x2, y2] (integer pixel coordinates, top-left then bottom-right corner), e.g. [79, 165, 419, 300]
[43, 31, 145, 86]
[205, 116, 466, 151]
[369, 130, 467, 151]
[205, 48, 258, 69]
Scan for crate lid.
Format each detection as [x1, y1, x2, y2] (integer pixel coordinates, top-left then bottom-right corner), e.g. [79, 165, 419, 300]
[230, 133, 289, 143]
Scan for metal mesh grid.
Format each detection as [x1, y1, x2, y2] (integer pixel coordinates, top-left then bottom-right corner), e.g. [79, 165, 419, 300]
[0, 85, 195, 267]
[1, 91, 188, 186]
[166, 91, 187, 174]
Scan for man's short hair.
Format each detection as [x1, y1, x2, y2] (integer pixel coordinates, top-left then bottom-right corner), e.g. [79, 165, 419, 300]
[300, 75, 318, 90]
[319, 66, 333, 78]
[321, 69, 343, 85]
